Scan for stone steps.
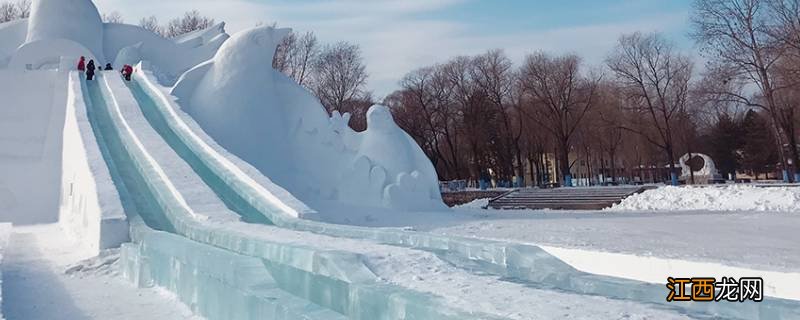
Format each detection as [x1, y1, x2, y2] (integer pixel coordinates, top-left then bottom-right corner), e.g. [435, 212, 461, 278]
[489, 187, 652, 210]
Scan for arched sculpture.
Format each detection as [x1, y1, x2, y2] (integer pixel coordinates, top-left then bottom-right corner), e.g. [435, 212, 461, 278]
[679, 153, 724, 184]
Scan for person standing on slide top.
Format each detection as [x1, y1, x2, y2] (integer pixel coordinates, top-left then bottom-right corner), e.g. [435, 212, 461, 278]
[77, 56, 86, 72]
[86, 60, 95, 80]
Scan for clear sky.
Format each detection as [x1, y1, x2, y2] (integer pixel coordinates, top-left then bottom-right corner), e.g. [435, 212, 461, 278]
[94, 0, 696, 96]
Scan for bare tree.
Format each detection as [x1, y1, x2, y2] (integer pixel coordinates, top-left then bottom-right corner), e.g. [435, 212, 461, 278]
[102, 11, 124, 24]
[165, 10, 215, 38]
[274, 31, 319, 87]
[606, 32, 692, 185]
[472, 49, 524, 184]
[520, 52, 600, 186]
[14, 0, 28, 18]
[0, 2, 17, 23]
[139, 16, 163, 37]
[692, 0, 799, 181]
[311, 42, 369, 114]
[441, 56, 494, 184]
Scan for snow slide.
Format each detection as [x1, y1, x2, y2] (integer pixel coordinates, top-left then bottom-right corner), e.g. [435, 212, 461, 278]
[87, 73, 517, 319]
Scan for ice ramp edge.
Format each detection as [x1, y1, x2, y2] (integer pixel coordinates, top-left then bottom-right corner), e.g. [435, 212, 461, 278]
[61, 71, 129, 255]
[135, 61, 314, 220]
[94, 73, 502, 320]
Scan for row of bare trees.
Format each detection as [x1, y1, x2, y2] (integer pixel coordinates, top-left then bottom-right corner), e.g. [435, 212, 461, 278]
[272, 31, 372, 129]
[382, 0, 800, 185]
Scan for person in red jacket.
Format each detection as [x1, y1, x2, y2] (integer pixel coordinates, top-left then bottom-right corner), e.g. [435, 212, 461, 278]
[77, 56, 86, 72]
[121, 64, 134, 81]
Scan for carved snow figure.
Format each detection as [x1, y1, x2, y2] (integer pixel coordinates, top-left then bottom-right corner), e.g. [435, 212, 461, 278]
[172, 26, 445, 211]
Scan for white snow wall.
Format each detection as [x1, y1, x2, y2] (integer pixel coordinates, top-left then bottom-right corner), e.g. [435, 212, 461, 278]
[60, 72, 128, 253]
[0, 70, 66, 224]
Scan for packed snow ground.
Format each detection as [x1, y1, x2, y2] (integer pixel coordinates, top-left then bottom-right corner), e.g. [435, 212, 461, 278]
[439, 201, 800, 272]
[611, 185, 800, 212]
[1, 225, 201, 320]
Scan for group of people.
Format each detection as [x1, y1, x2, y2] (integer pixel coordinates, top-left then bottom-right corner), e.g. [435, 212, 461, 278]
[77, 56, 134, 81]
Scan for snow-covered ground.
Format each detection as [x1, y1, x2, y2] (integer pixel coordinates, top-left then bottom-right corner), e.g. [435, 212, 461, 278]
[441, 201, 799, 272]
[426, 189, 800, 302]
[1, 225, 201, 320]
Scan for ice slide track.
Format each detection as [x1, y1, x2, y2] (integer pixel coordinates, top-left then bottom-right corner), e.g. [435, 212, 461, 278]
[85, 72, 519, 320]
[124, 70, 800, 319]
[83, 74, 352, 319]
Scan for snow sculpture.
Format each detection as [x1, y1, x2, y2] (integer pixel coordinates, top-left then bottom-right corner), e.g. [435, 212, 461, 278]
[0, 0, 224, 77]
[172, 26, 444, 211]
[679, 153, 723, 184]
[12, 0, 105, 69]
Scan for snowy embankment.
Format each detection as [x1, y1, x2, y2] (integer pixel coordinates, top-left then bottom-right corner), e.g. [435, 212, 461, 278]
[0, 223, 12, 320]
[610, 185, 800, 212]
[61, 71, 128, 255]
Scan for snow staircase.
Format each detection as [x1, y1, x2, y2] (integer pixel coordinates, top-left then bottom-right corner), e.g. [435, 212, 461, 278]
[488, 186, 652, 210]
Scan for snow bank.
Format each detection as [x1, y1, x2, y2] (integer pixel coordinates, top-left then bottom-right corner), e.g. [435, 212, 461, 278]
[59, 72, 128, 254]
[453, 198, 490, 209]
[171, 26, 443, 212]
[610, 185, 800, 212]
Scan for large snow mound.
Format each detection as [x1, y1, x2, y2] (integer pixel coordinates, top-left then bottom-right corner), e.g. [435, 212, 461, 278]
[172, 26, 444, 211]
[24, 0, 105, 62]
[610, 185, 800, 212]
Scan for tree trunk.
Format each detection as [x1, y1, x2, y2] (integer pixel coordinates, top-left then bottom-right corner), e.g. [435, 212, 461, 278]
[559, 139, 571, 186]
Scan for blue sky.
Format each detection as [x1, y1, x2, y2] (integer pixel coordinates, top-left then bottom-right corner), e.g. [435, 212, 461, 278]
[95, 0, 696, 96]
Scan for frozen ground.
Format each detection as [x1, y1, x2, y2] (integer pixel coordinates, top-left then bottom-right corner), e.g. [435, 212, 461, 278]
[434, 204, 800, 272]
[1, 225, 201, 320]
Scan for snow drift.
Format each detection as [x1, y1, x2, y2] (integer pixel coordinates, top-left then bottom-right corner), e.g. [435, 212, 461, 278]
[610, 185, 800, 212]
[171, 26, 444, 211]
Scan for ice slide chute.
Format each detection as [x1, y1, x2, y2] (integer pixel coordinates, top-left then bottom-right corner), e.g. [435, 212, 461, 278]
[82, 72, 506, 320]
[125, 69, 800, 320]
[82, 73, 350, 319]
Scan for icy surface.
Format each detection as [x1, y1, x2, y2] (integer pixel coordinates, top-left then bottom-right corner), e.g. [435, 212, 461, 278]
[611, 185, 800, 212]
[437, 208, 800, 272]
[171, 26, 443, 211]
